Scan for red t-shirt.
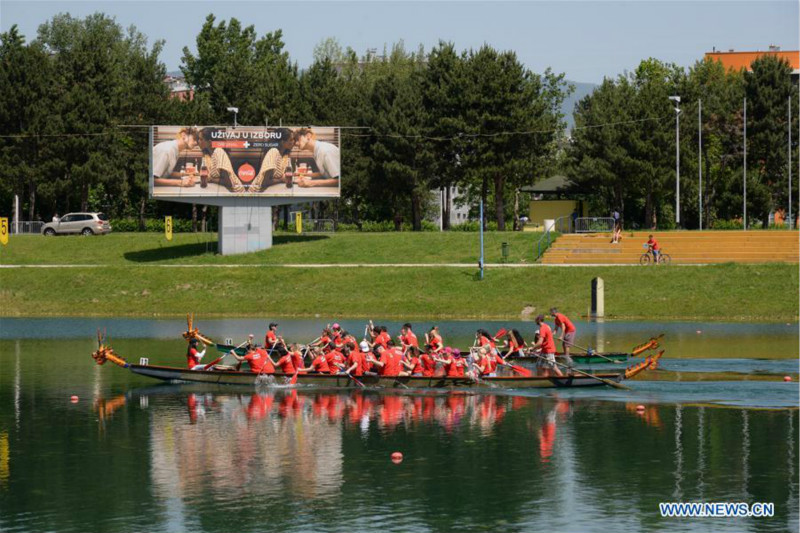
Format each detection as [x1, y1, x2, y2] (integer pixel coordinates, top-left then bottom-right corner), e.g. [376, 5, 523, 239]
[428, 333, 442, 350]
[647, 238, 660, 251]
[408, 356, 422, 374]
[553, 313, 576, 334]
[374, 331, 391, 349]
[420, 353, 436, 377]
[187, 347, 202, 369]
[479, 335, 496, 349]
[310, 355, 331, 374]
[325, 350, 345, 372]
[444, 357, 466, 377]
[378, 350, 401, 376]
[289, 351, 305, 373]
[347, 351, 366, 376]
[508, 337, 523, 351]
[401, 331, 419, 348]
[539, 323, 557, 354]
[265, 330, 278, 348]
[275, 354, 296, 374]
[245, 349, 274, 374]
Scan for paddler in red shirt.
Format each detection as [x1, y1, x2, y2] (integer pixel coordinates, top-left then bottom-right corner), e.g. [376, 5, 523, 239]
[399, 323, 419, 349]
[368, 345, 401, 376]
[272, 350, 297, 375]
[400, 346, 423, 376]
[344, 341, 368, 377]
[419, 348, 437, 377]
[435, 347, 466, 377]
[476, 329, 498, 355]
[264, 322, 287, 356]
[550, 307, 576, 366]
[299, 347, 332, 374]
[425, 326, 443, 355]
[531, 315, 564, 377]
[186, 339, 207, 370]
[502, 329, 526, 360]
[231, 347, 275, 374]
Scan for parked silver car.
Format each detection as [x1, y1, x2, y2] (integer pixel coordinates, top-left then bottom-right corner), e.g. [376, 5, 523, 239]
[41, 212, 112, 236]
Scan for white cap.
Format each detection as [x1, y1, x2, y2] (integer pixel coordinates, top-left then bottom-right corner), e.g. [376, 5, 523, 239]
[359, 341, 370, 352]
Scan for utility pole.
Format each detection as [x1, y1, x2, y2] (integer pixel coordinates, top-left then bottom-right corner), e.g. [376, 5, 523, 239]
[669, 96, 681, 225]
[698, 99, 702, 230]
[744, 98, 747, 230]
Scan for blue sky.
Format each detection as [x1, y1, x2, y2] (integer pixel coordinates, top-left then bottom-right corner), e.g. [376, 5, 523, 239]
[1, 1, 797, 83]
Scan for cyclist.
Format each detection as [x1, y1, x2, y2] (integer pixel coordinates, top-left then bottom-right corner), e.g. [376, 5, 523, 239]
[646, 234, 661, 264]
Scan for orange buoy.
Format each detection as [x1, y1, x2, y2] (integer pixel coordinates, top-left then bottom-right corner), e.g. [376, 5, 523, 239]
[391, 452, 403, 463]
[784, 376, 792, 382]
[70, 395, 79, 403]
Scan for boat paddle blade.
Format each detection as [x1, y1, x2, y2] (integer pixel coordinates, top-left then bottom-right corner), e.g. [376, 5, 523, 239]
[289, 370, 299, 385]
[494, 328, 507, 340]
[510, 364, 532, 377]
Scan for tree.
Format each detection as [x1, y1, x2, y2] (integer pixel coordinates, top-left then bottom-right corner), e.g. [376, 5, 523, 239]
[745, 55, 795, 226]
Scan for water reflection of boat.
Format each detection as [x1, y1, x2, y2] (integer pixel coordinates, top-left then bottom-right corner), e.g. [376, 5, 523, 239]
[96, 386, 533, 434]
[92, 344, 663, 390]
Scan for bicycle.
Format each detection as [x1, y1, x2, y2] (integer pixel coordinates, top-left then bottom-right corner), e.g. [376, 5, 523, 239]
[639, 247, 671, 265]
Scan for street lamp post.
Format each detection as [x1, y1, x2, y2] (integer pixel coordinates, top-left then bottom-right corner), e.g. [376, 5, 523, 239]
[227, 106, 239, 128]
[669, 96, 681, 225]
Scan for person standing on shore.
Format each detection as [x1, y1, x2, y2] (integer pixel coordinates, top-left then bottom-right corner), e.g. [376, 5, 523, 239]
[550, 307, 576, 367]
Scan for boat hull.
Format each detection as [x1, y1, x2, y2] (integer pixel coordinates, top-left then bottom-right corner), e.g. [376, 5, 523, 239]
[128, 364, 622, 389]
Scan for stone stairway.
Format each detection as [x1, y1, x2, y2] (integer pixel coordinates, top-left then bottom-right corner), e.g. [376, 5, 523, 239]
[540, 231, 799, 264]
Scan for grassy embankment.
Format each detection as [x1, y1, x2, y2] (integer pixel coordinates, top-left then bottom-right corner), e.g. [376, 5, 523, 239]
[0, 233, 797, 321]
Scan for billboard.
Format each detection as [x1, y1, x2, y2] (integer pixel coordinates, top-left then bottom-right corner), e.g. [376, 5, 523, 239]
[150, 126, 341, 198]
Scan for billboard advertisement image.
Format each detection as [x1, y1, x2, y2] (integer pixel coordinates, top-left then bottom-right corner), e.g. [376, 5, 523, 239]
[150, 126, 341, 198]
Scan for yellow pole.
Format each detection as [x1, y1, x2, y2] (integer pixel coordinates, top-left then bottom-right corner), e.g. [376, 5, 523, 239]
[0, 218, 8, 246]
[295, 212, 302, 234]
[165, 216, 173, 241]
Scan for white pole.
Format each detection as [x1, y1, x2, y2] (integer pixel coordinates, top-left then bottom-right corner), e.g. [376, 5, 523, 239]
[676, 105, 680, 225]
[698, 99, 702, 230]
[744, 98, 747, 231]
[14, 194, 19, 234]
[789, 96, 792, 228]
[440, 188, 444, 232]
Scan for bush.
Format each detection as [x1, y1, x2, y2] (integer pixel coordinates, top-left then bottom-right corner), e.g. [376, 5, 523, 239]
[450, 221, 499, 231]
[110, 218, 200, 233]
[711, 219, 744, 230]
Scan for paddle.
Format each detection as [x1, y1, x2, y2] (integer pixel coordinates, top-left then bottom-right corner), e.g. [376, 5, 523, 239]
[563, 340, 619, 364]
[347, 372, 365, 388]
[493, 328, 507, 341]
[532, 353, 630, 390]
[288, 369, 300, 385]
[203, 339, 248, 370]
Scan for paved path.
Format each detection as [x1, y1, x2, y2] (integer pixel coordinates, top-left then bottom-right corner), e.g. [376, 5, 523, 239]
[0, 263, 705, 268]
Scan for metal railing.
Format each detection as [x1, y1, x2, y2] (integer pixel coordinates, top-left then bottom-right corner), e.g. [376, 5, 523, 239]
[9, 221, 45, 234]
[576, 217, 615, 233]
[534, 215, 571, 261]
[306, 218, 335, 232]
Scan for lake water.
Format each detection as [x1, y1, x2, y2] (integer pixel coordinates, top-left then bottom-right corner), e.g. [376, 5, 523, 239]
[0, 318, 797, 532]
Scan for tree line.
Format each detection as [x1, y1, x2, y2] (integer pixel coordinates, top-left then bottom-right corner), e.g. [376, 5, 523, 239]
[1, 13, 796, 230]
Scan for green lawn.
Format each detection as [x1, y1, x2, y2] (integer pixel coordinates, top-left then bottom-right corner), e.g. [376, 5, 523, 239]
[1, 260, 796, 321]
[0, 232, 548, 265]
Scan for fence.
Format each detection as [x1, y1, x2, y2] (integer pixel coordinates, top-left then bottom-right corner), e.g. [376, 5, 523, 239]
[575, 217, 615, 233]
[9, 221, 44, 234]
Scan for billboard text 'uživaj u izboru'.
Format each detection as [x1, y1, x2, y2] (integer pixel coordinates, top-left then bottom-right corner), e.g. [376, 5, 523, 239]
[150, 126, 341, 198]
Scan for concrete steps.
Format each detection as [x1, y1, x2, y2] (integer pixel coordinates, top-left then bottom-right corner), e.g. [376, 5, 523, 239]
[540, 231, 799, 264]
